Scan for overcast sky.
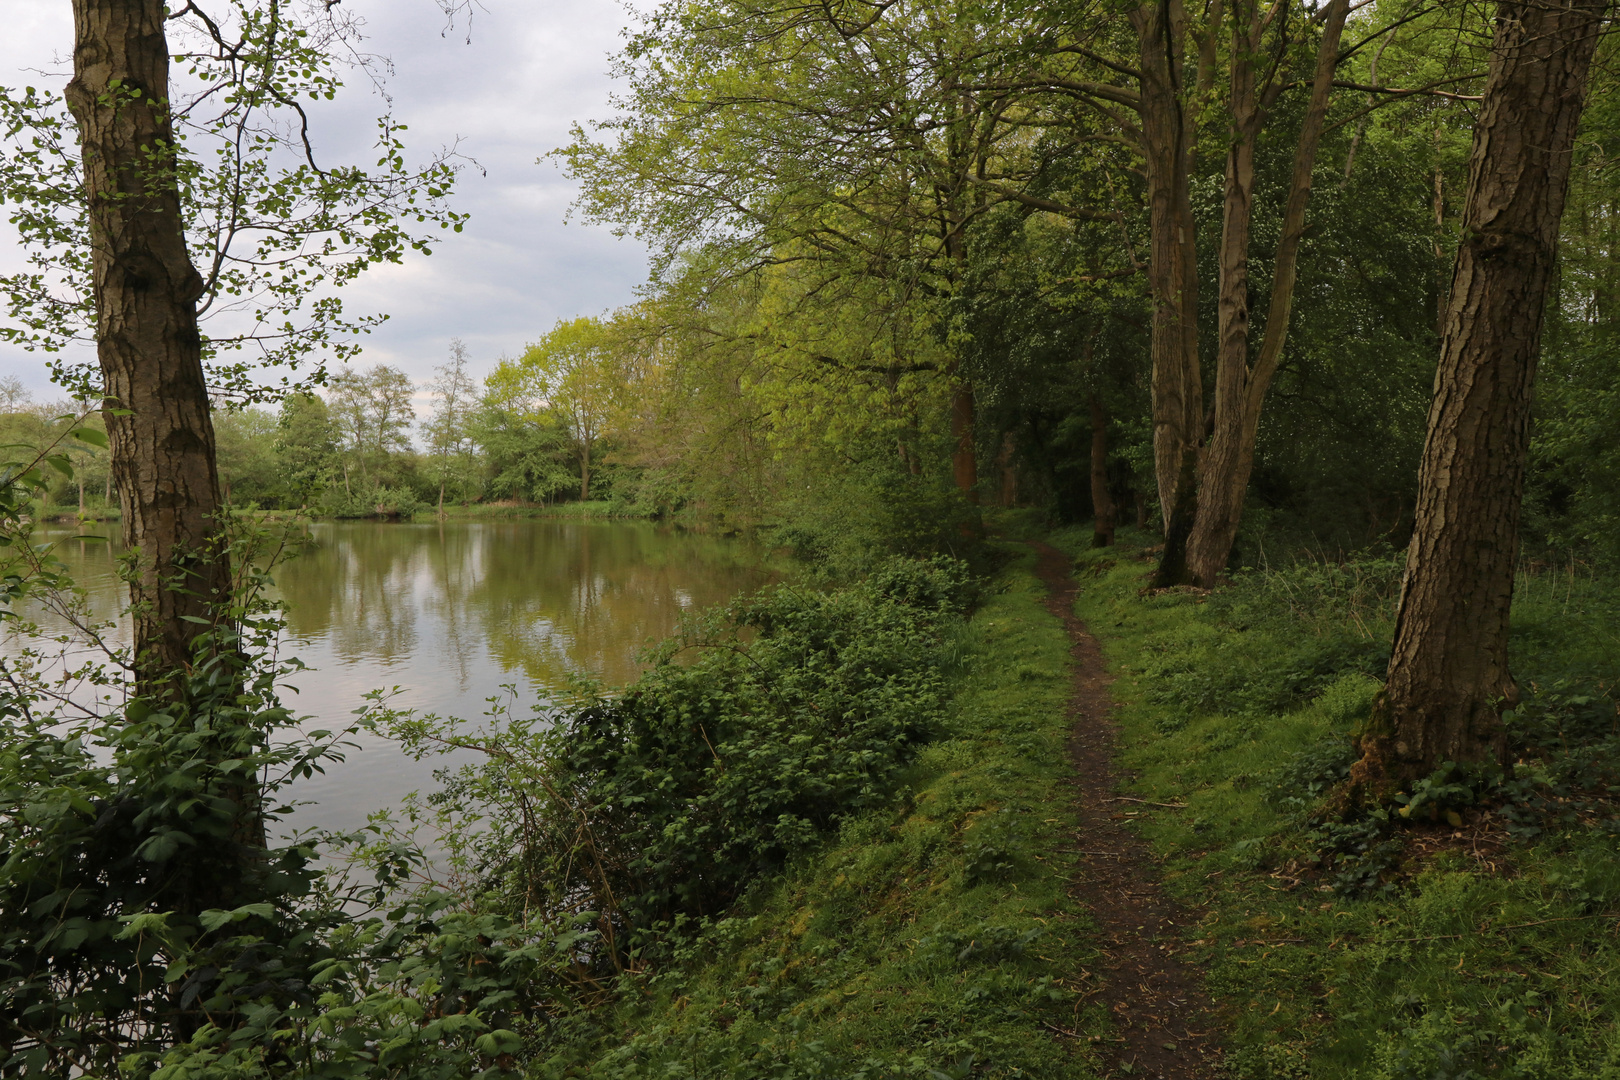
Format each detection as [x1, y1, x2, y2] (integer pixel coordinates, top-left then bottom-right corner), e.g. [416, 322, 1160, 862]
[0, 0, 648, 408]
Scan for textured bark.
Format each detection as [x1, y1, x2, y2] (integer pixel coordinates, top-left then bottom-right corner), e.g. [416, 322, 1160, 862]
[1131, 0, 1202, 569]
[1184, 0, 1348, 586]
[1353, 0, 1605, 793]
[1089, 394, 1116, 547]
[66, 0, 231, 691]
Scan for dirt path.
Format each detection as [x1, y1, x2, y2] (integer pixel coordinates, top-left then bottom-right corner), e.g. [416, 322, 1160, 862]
[1031, 542, 1222, 1080]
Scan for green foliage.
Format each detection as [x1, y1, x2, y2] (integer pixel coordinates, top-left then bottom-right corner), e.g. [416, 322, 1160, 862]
[316, 478, 427, 521]
[0, 5, 467, 402]
[1065, 536, 1620, 1078]
[391, 558, 974, 955]
[524, 549, 1102, 1078]
[770, 452, 985, 579]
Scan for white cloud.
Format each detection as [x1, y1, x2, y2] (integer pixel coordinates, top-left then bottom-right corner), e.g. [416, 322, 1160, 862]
[0, 0, 649, 400]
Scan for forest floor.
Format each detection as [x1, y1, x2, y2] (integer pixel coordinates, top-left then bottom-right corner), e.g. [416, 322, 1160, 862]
[1032, 541, 1223, 1079]
[1045, 530, 1620, 1079]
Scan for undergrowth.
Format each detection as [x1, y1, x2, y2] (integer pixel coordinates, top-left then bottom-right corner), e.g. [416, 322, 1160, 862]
[388, 550, 1105, 1078]
[1060, 537, 1620, 1079]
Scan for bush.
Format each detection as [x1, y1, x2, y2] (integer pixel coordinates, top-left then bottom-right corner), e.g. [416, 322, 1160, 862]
[389, 557, 975, 960]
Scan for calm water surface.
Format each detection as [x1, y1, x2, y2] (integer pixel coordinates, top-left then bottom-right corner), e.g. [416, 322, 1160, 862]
[7, 520, 774, 833]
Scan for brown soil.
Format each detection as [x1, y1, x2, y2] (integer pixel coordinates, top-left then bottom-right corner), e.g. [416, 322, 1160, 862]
[1032, 542, 1223, 1080]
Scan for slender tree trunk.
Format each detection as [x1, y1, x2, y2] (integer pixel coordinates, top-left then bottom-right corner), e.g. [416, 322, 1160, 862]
[67, 0, 231, 691]
[1184, 0, 1348, 586]
[1131, 0, 1203, 583]
[1351, 0, 1605, 796]
[950, 384, 978, 497]
[1089, 394, 1117, 547]
[996, 432, 1018, 508]
[438, 477, 445, 518]
[580, 439, 591, 501]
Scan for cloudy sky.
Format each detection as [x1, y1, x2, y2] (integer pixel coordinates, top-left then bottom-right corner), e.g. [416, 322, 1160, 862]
[0, 0, 649, 406]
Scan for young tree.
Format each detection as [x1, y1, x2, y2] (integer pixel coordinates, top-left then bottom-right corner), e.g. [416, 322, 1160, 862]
[425, 338, 480, 514]
[1351, 0, 1609, 794]
[327, 364, 417, 489]
[491, 319, 623, 501]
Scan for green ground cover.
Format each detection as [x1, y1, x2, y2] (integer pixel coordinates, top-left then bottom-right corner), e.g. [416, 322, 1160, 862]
[547, 547, 1105, 1079]
[1055, 532, 1620, 1079]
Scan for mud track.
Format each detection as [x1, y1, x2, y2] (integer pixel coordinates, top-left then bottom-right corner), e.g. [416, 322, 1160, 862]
[1032, 542, 1222, 1080]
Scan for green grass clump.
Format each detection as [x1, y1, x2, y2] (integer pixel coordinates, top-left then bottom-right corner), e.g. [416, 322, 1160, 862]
[1062, 540, 1620, 1080]
[542, 547, 1104, 1079]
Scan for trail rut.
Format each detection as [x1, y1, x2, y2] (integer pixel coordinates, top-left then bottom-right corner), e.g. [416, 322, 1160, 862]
[1032, 542, 1222, 1080]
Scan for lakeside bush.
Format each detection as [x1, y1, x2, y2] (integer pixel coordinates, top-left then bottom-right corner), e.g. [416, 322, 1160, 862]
[388, 556, 975, 962]
[0, 521, 975, 1076]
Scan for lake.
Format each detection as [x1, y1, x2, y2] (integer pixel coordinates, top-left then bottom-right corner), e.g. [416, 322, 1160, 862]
[4, 519, 776, 835]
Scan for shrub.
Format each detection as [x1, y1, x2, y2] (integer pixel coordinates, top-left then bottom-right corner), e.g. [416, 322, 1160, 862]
[389, 557, 974, 961]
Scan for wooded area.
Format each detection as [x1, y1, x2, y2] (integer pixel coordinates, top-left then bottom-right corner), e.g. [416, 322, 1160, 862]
[3, 0, 1619, 1075]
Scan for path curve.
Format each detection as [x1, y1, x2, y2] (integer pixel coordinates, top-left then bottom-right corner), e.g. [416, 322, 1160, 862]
[1032, 542, 1222, 1080]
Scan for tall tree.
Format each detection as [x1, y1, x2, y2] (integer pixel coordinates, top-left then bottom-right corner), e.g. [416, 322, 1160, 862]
[426, 338, 480, 513]
[66, 0, 231, 688]
[327, 364, 417, 488]
[1352, 0, 1609, 794]
[492, 319, 623, 501]
[276, 392, 339, 508]
[559, 1, 1100, 502]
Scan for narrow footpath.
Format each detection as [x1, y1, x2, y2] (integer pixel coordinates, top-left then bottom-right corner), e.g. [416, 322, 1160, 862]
[1031, 543, 1223, 1080]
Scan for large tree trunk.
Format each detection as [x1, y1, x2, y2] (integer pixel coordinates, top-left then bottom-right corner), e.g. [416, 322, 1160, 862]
[1183, 0, 1348, 586]
[1131, 0, 1203, 584]
[66, 0, 231, 693]
[1351, 0, 1605, 795]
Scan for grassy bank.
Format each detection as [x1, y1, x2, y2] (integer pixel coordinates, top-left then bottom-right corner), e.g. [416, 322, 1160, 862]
[1056, 534, 1620, 1079]
[544, 546, 1106, 1078]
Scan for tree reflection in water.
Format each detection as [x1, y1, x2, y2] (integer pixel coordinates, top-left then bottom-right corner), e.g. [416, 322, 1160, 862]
[8, 520, 774, 833]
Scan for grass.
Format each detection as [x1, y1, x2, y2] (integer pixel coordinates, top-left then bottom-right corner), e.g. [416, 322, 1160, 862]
[1054, 535, 1620, 1079]
[546, 546, 1108, 1079]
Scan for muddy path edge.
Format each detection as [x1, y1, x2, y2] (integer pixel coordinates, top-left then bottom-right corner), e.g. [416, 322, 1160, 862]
[1030, 541, 1223, 1080]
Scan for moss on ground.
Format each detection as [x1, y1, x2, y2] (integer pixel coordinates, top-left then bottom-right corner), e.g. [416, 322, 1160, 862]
[548, 547, 1106, 1079]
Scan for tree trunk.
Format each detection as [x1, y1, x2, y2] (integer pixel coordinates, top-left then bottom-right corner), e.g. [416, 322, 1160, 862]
[1090, 394, 1116, 547]
[1131, 0, 1203, 584]
[996, 432, 1018, 508]
[66, 0, 231, 692]
[950, 383, 978, 499]
[1184, 0, 1348, 586]
[1351, 0, 1605, 796]
[438, 476, 446, 518]
[1433, 127, 1448, 341]
[580, 439, 591, 501]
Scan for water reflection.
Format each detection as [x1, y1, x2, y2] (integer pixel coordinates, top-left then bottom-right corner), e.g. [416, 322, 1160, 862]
[5, 520, 774, 833]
